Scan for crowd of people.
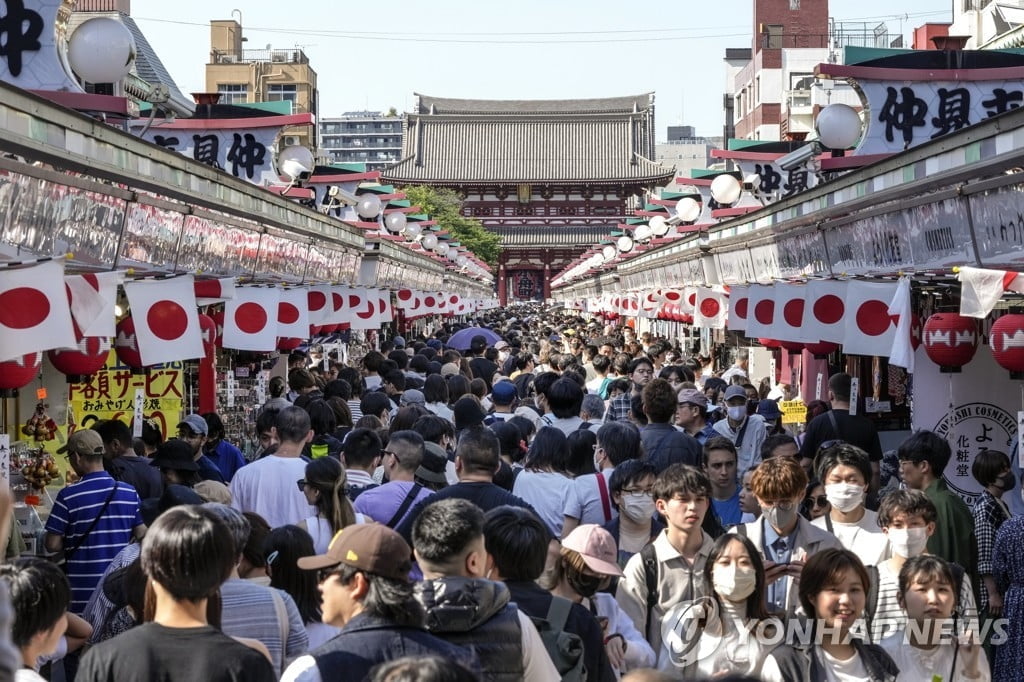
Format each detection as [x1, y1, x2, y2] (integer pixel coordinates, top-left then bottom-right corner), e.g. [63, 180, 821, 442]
[3, 304, 1020, 681]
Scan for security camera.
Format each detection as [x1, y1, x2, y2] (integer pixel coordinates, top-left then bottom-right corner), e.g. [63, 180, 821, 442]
[326, 185, 360, 206]
[776, 143, 819, 171]
[280, 159, 312, 182]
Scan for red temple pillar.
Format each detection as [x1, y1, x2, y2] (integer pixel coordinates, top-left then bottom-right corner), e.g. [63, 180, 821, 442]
[542, 263, 551, 300]
[498, 264, 507, 306]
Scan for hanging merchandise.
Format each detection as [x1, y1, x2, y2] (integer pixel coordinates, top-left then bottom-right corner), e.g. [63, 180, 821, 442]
[922, 313, 980, 372]
[21, 402, 58, 442]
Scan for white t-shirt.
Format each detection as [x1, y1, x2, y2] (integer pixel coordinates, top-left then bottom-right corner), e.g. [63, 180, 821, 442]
[563, 469, 616, 526]
[811, 508, 890, 566]
[229, 455, 314, 528]
[880, 630, 990, 681]
[820, 646, 870, 682]
[513, 470, 574, 537]
[281, 610, 558, 682]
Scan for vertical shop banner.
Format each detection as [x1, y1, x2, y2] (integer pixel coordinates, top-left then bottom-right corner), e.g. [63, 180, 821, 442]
[912, 346, 1021, 507]
[68, 351, 184, 440]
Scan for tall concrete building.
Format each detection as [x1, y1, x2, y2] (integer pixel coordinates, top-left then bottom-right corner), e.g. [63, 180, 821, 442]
[205, 19, 318, 148]
[319, 112, 404, 171]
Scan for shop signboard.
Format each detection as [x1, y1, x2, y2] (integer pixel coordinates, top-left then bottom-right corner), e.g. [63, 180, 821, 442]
[68, 351, 184, 440]
[969, 182, 1024, 267]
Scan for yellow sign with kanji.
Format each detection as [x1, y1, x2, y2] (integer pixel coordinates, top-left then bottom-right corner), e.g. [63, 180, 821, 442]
[68, 351, 184, 439]
[780, 400, 807, 425]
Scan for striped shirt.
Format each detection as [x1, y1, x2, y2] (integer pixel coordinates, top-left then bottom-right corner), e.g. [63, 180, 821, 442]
[44, 471, 142, 614]
[869, 559, 979, 642]
[220, 578, 309, 674]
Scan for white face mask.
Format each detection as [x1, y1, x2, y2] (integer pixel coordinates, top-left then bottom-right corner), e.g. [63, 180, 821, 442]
[727, 405, 747, 422]
[713, 564, 757, 602]
[622, 493, 656, 522]
[887, 527, 929, 558]
[825, 483, 865, 513]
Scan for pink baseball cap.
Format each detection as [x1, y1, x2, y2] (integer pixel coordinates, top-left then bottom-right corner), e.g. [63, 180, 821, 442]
[561, 524, 624, 577]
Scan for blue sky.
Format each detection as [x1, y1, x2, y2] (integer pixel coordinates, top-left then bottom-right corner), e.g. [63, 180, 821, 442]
[136, 0, 952, 138]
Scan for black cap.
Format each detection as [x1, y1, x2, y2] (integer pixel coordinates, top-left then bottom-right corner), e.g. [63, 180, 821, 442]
[149, 439, 199, 472]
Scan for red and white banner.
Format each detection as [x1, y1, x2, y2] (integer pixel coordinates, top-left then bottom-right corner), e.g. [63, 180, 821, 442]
[772, 284, 813, 342]
[349, 288, 380, 330]
[65, 270, 124, 338]
[727, 285, 749, 332]
[888, 276, 915, 373]
[0, 261, 77, 362]
[842, 281, 898, 357]
[194, 277, 235, 306]
[678, 288, 697, 315]
[123, 275, 204, 365]
[804, 280, 849, 344]
[744, 285, 776, 338]
[277, 288, 310, 339]
[378, 291, 394, 323]
[307, 286, 332, 327]
[223, 287, 280, 351]
[958, 266, 1024, 319]
[693, 288, 728, 329]
[395, 289, 420, 311]
[328, 286, 349, 326]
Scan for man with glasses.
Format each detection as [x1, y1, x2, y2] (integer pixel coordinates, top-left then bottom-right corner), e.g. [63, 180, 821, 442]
[607, 358, 655, 423]
[281, 525, 474, 682]
[175, 414, 225, 484]
[675, 388, 716, 445]
[732, 456, 841, 620]
[563, 421, 642, 536]
[353, 431, 433, 528]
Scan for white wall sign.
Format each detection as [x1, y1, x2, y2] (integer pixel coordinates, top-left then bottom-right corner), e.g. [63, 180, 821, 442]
[131, 126, 281, 187]
[856, 79, 1024, 155]
[0, 0, 82, 93]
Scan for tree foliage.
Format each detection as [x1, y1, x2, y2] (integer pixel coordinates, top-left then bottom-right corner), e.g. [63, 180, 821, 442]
[401, 185, 501, 267]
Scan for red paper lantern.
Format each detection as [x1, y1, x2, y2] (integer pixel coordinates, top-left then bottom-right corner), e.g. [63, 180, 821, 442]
[779, 340, 804, 353]
[991, 312, 1024, 379]
[114, 316, 144, 369]
[758, 338, 782, 349]
[209, 310, 225, 347]
[922, 313, 979, 372]
[48, 335, 111, 382]
[0, 352, 42, 393]
[805, 341, 840, 358]
[277, 337, 303, 352]
[198, 314, 217, 357]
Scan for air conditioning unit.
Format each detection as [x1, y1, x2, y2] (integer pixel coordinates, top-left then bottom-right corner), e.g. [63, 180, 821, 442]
[218, 54, 239, 64]
[282, 135, 301, 147]
[272, 52, 287, 63]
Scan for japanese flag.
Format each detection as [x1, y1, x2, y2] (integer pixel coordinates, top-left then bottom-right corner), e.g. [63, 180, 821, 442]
[421, 292, 441, 315]
[395, 289, 419, 311]
[122, 275, 204, 366]
[307, 286, 332, 327]
[194, 277, 235, 306]
[694, 288, 728, 329]
[772, 284, 813, 342]
[378, 291, 394, 323]
[727, 285, 750, 332]
[277, 288, 310, 339]
[223, 287, 280, 351]
[743, 285, 776, 338]
[0, 261, 77, 362]
[804, 280, 849, 343]
[679, 288, 698, 315]
[958, 266, 1024, 319]
[65, 270, 124, 338]
[350, 288, 380, 330]
[842, 281, 898, 357]
[888, 276, 915, 373]
[328, 286, 349, 326]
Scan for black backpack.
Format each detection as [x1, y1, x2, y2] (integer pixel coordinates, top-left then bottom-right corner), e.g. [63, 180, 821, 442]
[529, 596, 586, 682]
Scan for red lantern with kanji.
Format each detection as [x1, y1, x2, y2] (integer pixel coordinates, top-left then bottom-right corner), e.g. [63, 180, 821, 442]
[198, 314, 217, 357]
[0, 352, 42, 394]
[991, 312, 1024, 379]
[114, 316, 144, 370]
[805, 341, 840, 358]
[48, 335, 111, 382]
[758, 338, 782, 349]
[277, 337, 303, 352]
[922, 313, 979, 372]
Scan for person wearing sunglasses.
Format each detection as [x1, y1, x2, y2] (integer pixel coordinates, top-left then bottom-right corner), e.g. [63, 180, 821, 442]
[281, 525, 475, 682]
[801, 479, 831, 521]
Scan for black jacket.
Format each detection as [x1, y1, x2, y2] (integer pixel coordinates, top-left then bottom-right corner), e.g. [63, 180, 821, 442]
[415, 577, 524, 682]
[312, 613, 476, 681]
[768, 638, 898, 682]
[640, 423, 702, 473]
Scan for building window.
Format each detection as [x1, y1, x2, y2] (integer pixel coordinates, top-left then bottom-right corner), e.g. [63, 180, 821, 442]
[217, 83, 248, 104]
[764, 24, 783, 49]
[267, 84, 297, 102]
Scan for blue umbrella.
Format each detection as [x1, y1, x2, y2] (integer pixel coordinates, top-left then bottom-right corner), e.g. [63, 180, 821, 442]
[447, 326, 502, 350]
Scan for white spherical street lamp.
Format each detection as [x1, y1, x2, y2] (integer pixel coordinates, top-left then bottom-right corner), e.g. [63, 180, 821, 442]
[676, 197, 701, 222]
[68, 18, 136, 83]
[816, 103, 863, 150]
[710, 174, 742, 205]
[384, 212, 407, 233]
[355, 194, 382, 219]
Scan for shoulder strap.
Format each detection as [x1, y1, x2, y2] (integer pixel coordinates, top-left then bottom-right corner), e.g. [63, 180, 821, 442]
[735, 417, 752, 452]
[385, 484, 423, 528]
[827, 409, 841, 439]
[65, 483, 119, 562]
[641, 543, 659, 639]
[269, 588, 288, 675]
[865, 564, 880, 633]
[577, 421, 592, 431]
[824, 512, 834, 535]
[595, 473, 612, 523]
[950, 562, 966, 611]
[546, 594, 573, 632]
[730, 522, 748, 537]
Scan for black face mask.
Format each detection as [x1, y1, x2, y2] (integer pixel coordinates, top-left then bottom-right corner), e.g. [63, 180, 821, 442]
[567, 570, 604, 598]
